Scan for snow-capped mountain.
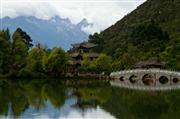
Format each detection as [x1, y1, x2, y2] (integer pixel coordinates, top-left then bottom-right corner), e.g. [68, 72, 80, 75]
[1, 16, 90, 50]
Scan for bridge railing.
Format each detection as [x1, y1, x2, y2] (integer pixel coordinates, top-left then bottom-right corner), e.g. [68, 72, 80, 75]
[110, 69, 180, 77]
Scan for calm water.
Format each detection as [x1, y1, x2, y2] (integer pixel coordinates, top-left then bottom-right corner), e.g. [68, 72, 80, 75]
[0, 79, 180, 119]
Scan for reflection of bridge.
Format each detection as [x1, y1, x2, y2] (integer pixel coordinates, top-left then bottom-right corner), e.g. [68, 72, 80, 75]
[110, 69, 180, 91]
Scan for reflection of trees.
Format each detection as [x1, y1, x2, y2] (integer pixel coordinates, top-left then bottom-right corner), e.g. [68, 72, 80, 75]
[71, 80, 112, 109]
[2, 79, 180, 119]
[10, 88, 28, 117]
[0, 79, 29, 117]
[102, 87, 180, 119]
[0, 80, 9, 115]
[21, 80, 46, 109]
[42, 80, 66, 108]
[0, 79, 66, 117]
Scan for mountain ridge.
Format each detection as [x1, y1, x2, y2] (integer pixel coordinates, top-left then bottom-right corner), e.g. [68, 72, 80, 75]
[1, 16, 90, 50]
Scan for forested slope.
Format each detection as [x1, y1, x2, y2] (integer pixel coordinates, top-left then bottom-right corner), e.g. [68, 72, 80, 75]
[89, 0, 180, 70]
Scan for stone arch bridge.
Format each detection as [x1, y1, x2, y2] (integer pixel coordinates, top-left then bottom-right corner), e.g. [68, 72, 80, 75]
[110, 69, 180, 91]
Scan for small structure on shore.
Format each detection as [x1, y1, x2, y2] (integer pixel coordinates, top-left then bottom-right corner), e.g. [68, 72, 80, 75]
[67, 42, 99, 76]
[133, 58, 166, 69]
[69, 42, 99, 67]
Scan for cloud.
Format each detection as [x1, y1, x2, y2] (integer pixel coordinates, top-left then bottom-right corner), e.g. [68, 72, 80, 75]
[1, 0, 146, 33]
[1, 2, 57, 20]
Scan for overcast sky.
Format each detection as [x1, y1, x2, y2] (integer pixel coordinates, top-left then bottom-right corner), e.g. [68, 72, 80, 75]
[0, 0, 146, 33]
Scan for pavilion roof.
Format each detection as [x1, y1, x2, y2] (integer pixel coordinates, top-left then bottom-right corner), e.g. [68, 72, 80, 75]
[133, 58, 166, 68]
[71, 42, 97, 48]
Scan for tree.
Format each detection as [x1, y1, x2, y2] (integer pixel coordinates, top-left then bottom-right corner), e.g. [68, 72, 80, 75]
[160, 38, 180, 70]
[45, 48, 67, 76]
[13, 39, 28, 61]
[81, 54, 96, 73]
[95, 54, 112, 74]
[5, 28, 11, 42]
[11, 28, 33, 72]
[131, 20, 170, 52]
[119, 53, 137, 70]
[26, 47, 46, 73]
[89, 32, 104, 53]
[12, 28, 33, 49]
[0, 30, 11, 74]
[81, 55, 91, 68]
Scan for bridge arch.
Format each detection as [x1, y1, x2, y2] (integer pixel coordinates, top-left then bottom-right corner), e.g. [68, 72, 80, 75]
[129, 75, 138, 84]
[172, 77, 179, 83]
[142, 74, 155, 86]
[119, 76, 125, 81]
[159, 76, 169, 84]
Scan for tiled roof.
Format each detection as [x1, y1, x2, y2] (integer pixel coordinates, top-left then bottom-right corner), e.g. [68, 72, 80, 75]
[134, 58, 166, 68]
[71, 42, 97, 48]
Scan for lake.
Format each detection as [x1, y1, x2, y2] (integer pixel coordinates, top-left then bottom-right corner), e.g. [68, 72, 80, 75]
[0, 78, 180, 119]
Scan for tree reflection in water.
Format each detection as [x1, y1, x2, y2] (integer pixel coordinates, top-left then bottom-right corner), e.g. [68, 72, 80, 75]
[70, 79, 112, 109]
[102, 87, 180, 119]
[0, 79, 112, 118]
[0, 79, 180, 119]
[0, 79, 67, 118]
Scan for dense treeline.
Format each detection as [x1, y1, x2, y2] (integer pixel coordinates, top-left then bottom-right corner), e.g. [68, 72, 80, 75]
[0, 28, 112, 78]
[89, 0, 180, 71]
[0, 28, 68, 78]
[79, 54, 112, 75]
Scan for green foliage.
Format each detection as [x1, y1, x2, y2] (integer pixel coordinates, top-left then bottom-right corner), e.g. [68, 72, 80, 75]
[80, 54, 97, 73]
[0, 30, 11, 74]
[26, 47, 46, 72]
[10, 28, 33, 74]
[45, 48, 67, 76]
[131, 20, 170, 52]
[89, 33, 104, 53]
[42, 52, 48, 73]
[13, 39, 28, 63]
[95, 54, 112, 74]
[79, 54, 112, 74]
[81, 55, 91, 67]
[12, 28, 33, 49]
[0, 28, 69, 78]
[160, 38, 180, 70]
[89, 0, 180, 70]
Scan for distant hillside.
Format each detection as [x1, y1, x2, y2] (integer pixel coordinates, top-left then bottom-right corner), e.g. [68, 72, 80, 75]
[89, 0, 180, 70]
[1, 16, 90, 50]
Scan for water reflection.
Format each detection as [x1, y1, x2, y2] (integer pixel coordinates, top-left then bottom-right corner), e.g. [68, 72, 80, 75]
[0, 79, 180, 119]
[103, 88, 180, 119]
[0, 79, 114, 119]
